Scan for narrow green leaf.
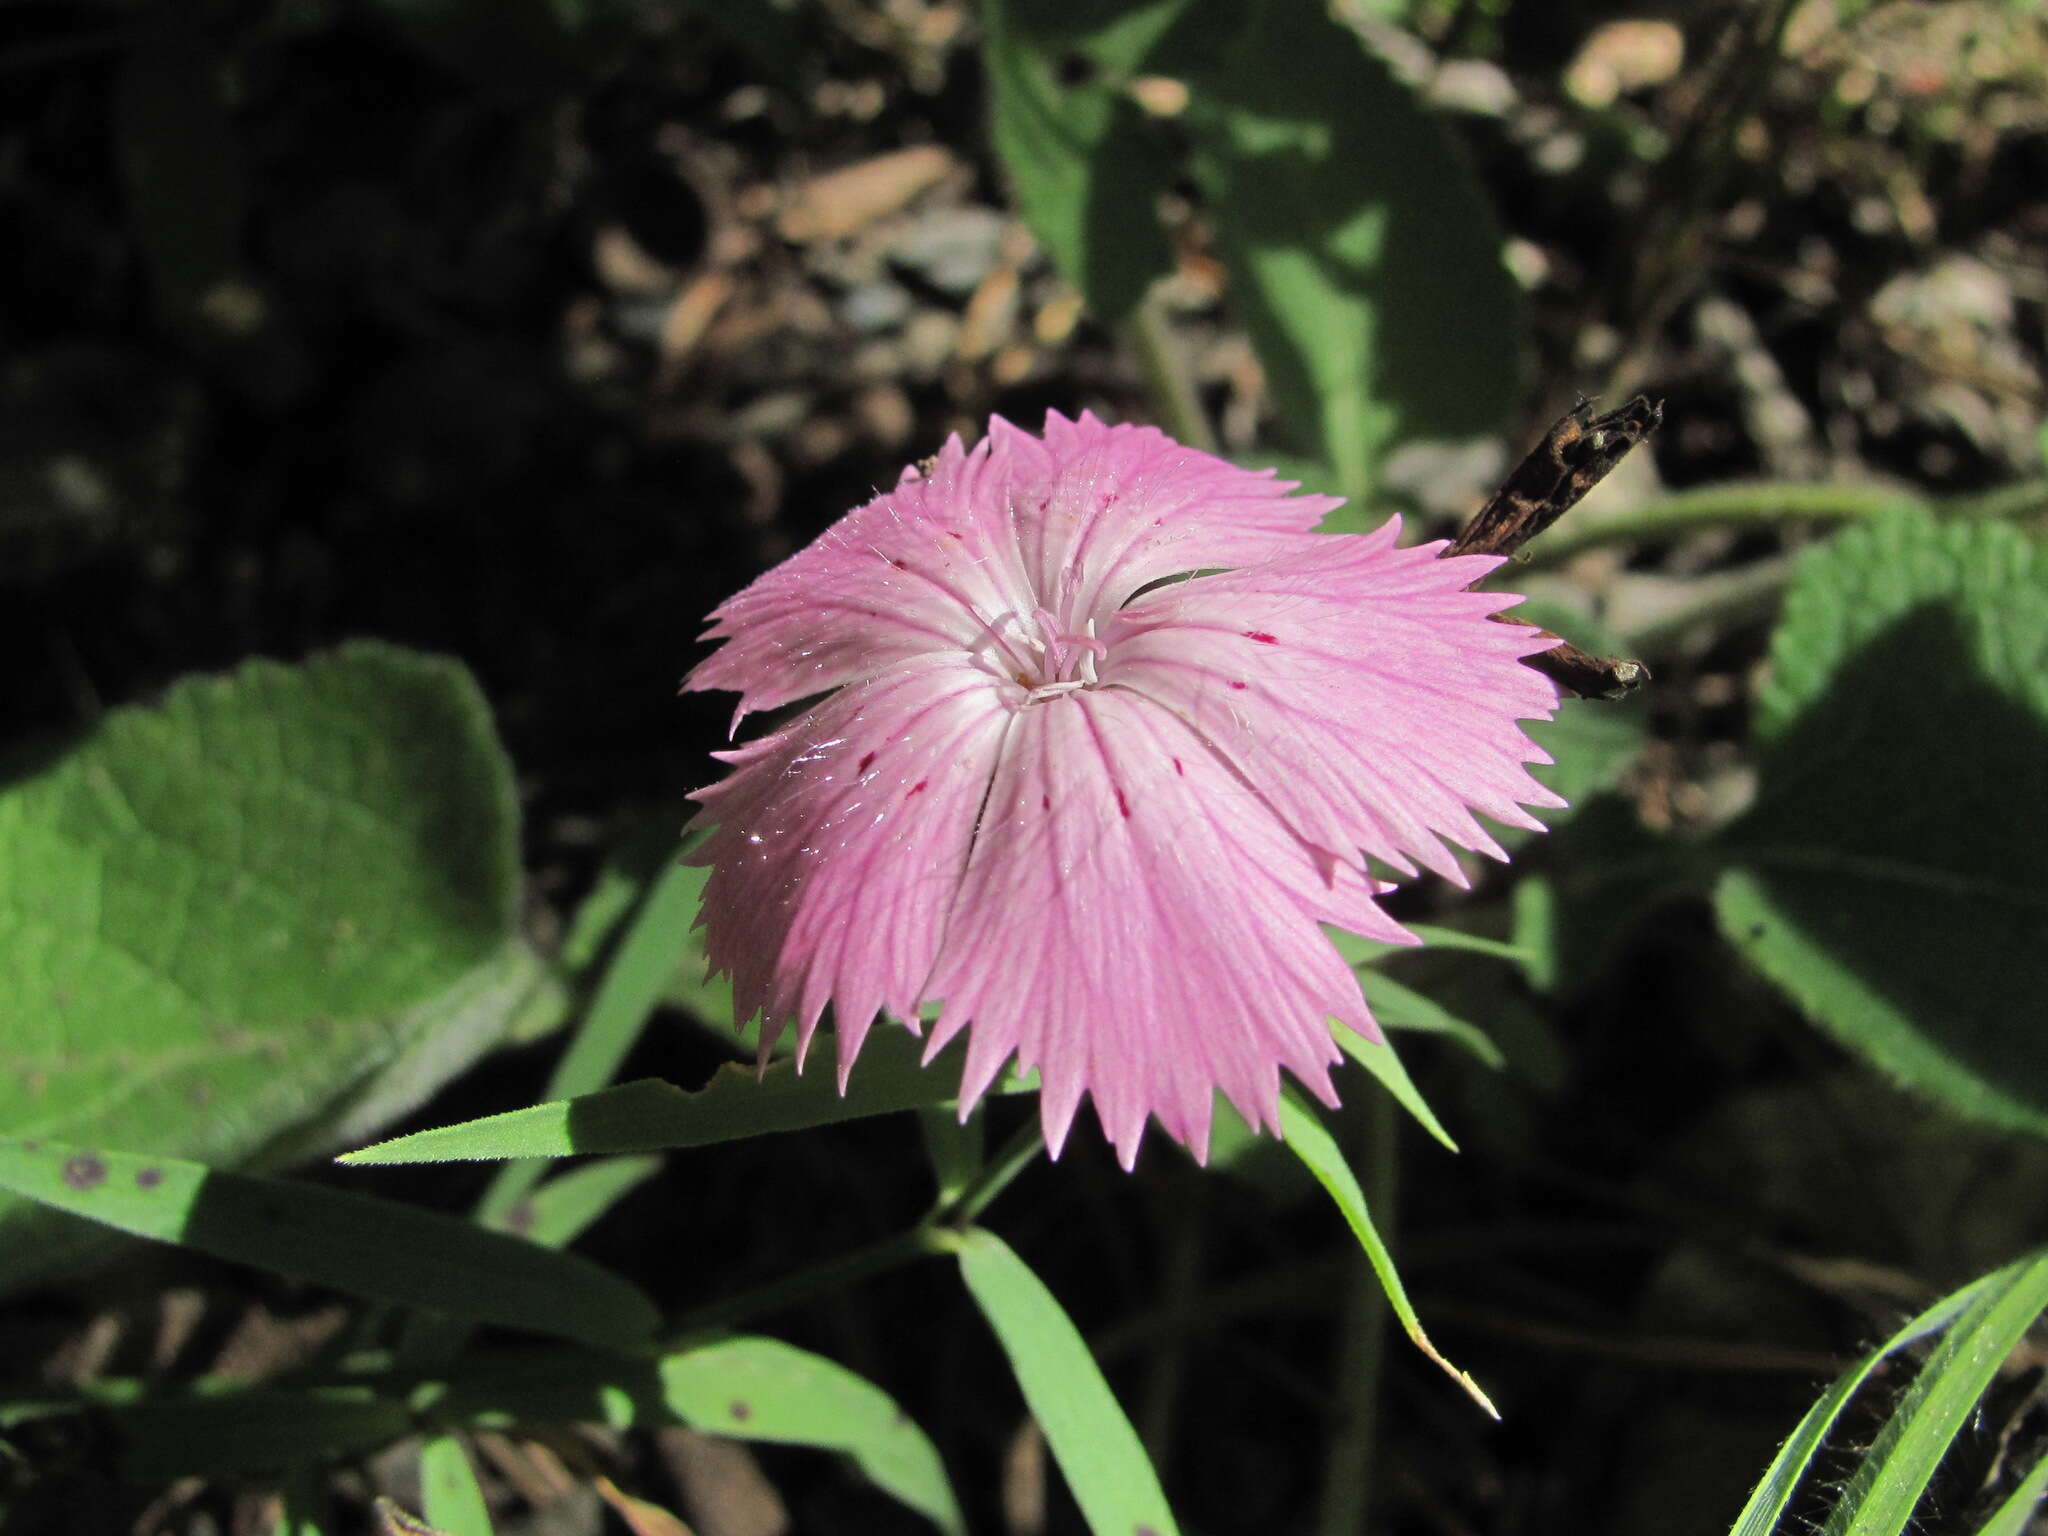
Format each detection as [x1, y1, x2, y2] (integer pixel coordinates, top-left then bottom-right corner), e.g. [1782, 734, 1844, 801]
[477, 857, 709, 1226]
[662, 1337, 964, 1534]
[1397, 925, 1537, 965]
[1358, 971, 1507, 1071]
[0, 1139, 657, 1355]
[492, 1156, 660, 1248]
[954, 1226, 1179, 1535]
[1726, 1265, 2003, 1536]
[110, 1388, 410, 1481]
[420, 1434, 494, 1536]
[1332, 1029, 1457, 1152]
[1973, 1442, 2048, 1536]
[1186, 0, 1523, 503]
[345, 1029, 1027, 1165]
[1826, 1251, 2048, 1536]
[1716, 515, 2048, 1136]
[0, 643, 525, 1290]
[1277, 1090, 1495, 1416]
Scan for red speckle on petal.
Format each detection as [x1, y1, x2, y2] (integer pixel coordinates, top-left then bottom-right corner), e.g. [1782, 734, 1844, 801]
[889, 556, 910, 570]
[1041, 794, 1051, 811]
[857, 752, 876, 774]
[1173, 758, 1184, 775]
[1115, 788, 1131, 819]
[1228, 680, 1248, 690]
[1246, 630, 1278, 644]
[909, 781, 928, 796]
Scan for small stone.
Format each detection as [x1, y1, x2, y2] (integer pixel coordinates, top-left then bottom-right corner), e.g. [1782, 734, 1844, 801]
[889, 206, 1009, 296]
[842, 279, 915, 333]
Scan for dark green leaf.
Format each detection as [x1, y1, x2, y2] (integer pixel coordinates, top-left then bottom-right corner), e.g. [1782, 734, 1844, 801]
[345, 1030, 1029, 1164]
[0, 643, 527, 1290]
[0, 1140, 658, 1354]
[1715, 515, 2048, 1135]
[493, 1156, 660, 1248]
[111, 1388, 411, 1481]
[954, 1226, 1179, 1534]
[114, 36, 246, 325]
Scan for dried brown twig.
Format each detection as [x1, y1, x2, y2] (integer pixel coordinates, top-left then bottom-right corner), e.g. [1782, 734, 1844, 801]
[1451, 397, 1663, 701]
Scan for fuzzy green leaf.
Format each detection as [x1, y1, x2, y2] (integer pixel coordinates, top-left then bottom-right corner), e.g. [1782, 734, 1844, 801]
[0, 644, 527, 1288]
[1715, 515, 2048, 1135]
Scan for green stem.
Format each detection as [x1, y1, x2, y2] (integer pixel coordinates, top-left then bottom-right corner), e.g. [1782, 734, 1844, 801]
[1121, 291, 1218, 455]
[1522, 477, 2048, 568]
[1315, 1096, 1398, 1536]
[662, 1227, 942, 1345]
[658, 1121, 1043, 1346]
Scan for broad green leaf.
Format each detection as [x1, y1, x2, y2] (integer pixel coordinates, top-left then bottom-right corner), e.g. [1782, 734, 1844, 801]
[980, 0, 1185, 319]
[0, 643, 527, 1289]
[0, 1139, 658, 1354]
[953, 1226, 1178, 1536]
[662, 1337, 964, 1534]
[1277, 1090, 1495, 1415]
[420, 1434, 494, 1536]
[477, 856, 709, 1227]
[111, 1387, 410, 1481]
[492, 1156, 660, 1248]
[1186, 0, 1524, 504]
[1823, 1250, 2048, 1536]
[1715, 515, 2048, 1135]
[344, 1029, 1029, 1165]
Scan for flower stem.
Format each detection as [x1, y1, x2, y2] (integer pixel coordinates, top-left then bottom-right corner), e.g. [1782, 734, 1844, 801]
[1315, 1096, 1399, 1536]
[1520, 477, 2047, 568]
[1121, 290, 1219, 456]
[657, 1119, 1043, 1346]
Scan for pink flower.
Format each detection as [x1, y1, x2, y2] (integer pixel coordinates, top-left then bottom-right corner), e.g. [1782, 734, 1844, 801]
[685, 412, 1562, 1168]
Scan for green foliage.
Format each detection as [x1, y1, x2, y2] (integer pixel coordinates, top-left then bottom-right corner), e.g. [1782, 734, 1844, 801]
[344, 1029, 1030, 1165]
[980, 0, 1525, 501]
[1183, 0, 1524, 505]
[661, 1337, 964, 1533]
[953, 1226, 1179, 1536]
[1277, 1090, 1495, 1416]
[0, 1138, 659, 1354]
[980, 0, 1180, 321]
[1715, 514, 2048, 1136]
[1727, 1249, 2048, 1536]
[0, 643, 532, 1288]
[419, 1435, 494, 1536]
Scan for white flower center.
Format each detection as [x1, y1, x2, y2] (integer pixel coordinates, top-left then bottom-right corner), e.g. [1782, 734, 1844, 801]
[981, 606, 1108, 703]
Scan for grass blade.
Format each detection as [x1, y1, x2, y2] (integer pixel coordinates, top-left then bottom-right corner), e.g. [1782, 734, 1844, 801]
[490, 1156, 660, 1247]
[1726, 1261, 2015, 1536]
[1277, 1090, 1495, 1416]
[1826, 1251, 2048, 1536]
[952, 1225, 1179, 1536]
[0, 1139, 657, 1355]
[345, 1030, 1026, 1165]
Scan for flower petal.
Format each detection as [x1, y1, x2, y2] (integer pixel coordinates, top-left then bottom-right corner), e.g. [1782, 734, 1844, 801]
[688, 654, 1012, 1075]
[921, 688, 1411, 1169]
[1109, 518, 1563, 882]
[997, 411, 1345, 624]
[684, 433, 1038, 729]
